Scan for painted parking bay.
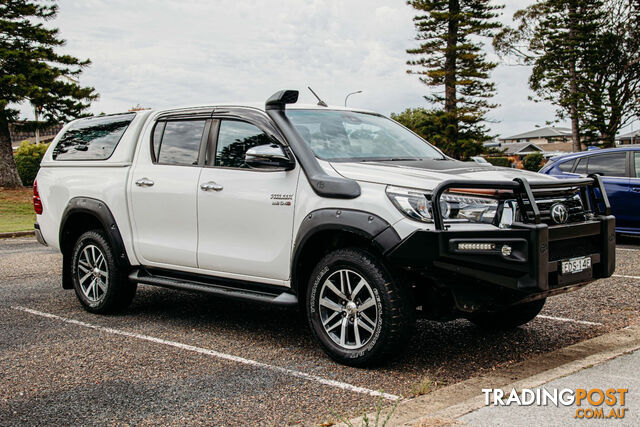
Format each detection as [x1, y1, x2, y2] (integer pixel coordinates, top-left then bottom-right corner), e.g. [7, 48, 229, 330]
[1, 237, 639, 424]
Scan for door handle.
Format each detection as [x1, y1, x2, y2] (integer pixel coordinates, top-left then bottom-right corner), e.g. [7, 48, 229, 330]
[200, 181, 223, 192]
[135, 178, 154, 187]
[632, 187, 640, 193]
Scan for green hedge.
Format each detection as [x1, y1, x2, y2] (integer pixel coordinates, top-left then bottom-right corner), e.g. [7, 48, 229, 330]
[523, 152, 544, 171]
[14, 141, 50, 186]
[485, 156, 511, 167]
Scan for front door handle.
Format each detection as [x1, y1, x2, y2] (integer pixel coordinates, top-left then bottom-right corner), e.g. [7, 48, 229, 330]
[200, 181, 223, 192]
[135, 178, 154, 187]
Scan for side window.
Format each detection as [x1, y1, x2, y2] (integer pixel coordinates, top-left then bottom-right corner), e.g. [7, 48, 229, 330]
[586, 153, 627, 177]
[152, 121, 165, 162]
[52, 113, 135, 160]
[574, 158, 588, 174]
[154, 120, 206, 166]
[634, 152, 640, 178]
[214, 120, 272, 168]
[557, 159, 575, 172]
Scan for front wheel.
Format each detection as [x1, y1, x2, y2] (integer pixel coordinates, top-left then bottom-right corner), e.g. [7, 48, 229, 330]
[467, 298, 546, 330]
[70, 230, 136, 313]
[306, 248, 414, 367]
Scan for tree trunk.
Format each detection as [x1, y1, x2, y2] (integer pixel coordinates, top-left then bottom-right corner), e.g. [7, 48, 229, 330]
[569, 104, 581, 151]
[600, 132, 615, 148]
[444, 0, 459, 113]
[0, 114, 23, 187]
[445, 0, 460, 144]
[568, 3, 582, 152]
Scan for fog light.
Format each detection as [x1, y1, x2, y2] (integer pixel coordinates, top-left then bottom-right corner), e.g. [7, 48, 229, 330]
[501, 244, 512, 256]
[457, 242, 495, 251]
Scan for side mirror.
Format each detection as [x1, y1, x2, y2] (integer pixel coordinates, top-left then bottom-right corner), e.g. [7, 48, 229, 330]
[245, 144, 295, 170]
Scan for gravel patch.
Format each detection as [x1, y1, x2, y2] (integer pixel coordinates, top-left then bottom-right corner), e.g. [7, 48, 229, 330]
[1, 237, 639, 424]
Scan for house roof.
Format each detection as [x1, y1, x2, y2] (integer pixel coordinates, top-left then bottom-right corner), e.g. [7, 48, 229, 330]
[482, 140, 501, 147]
[503, 142, 544, 155]
[500, 126, 572, 141]
[616, 129, 640, 140]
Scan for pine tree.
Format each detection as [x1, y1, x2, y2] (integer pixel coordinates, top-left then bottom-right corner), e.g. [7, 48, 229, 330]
[0, 0, 98, 187]
[494, 0, 640, 150]
[580, 1, 640, 146]
[406, 0, 503, 159]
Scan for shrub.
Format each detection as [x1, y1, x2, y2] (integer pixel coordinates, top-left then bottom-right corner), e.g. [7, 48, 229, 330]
[523, 152, 544, 171]
[14, 141, 50, 186]
[485, 156, 511, 167]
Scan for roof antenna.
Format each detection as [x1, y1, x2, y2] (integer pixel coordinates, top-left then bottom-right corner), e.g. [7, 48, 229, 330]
[307, 86, 328, 107]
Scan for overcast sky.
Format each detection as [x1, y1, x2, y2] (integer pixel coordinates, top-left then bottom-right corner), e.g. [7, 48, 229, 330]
[23, 0, 634, 138]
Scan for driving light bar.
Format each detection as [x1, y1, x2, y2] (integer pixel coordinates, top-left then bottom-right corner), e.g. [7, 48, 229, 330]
[457, 242, 496, 251]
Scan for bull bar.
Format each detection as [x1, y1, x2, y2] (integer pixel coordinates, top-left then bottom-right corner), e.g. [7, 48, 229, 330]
[387, 175, 616, 299]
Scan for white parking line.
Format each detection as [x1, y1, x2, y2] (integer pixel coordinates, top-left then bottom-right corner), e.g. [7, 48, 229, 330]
[612, 274, 640, 280]
[616, 248, 640, 252]
[12, 306, 399, 401]
[537, 315, 603, 326]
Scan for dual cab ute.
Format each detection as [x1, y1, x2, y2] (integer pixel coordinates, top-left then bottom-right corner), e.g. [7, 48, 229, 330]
[34, 90, 615, 366]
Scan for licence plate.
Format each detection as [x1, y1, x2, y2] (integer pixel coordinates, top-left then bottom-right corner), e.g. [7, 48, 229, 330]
[561, 256, 592, 274]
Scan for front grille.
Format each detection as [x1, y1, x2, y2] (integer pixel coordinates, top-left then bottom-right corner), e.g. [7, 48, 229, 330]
[521, 193, 586, 225]
[548, 235, 599, 261]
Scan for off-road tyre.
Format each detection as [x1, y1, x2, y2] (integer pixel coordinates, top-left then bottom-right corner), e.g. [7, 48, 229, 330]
[306, 248, 414, 367]
[70, 230, 136, 313]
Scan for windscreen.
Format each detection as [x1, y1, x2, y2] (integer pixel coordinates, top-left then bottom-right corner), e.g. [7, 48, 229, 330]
[285, 110, 444, 161]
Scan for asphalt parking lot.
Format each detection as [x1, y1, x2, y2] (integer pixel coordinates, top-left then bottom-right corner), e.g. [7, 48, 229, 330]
[1, 236, 639, 425]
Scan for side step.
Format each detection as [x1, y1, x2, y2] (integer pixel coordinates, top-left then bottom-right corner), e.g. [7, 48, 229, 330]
[128, 268, 298, 307]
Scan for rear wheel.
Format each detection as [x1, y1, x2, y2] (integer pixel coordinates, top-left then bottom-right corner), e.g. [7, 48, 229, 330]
[467, 299, 546, 330]
[306, 248, 414, 366]
[70, 230, 136, 313]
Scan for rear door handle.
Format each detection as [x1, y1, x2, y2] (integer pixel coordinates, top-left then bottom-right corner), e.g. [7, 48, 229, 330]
[135, 178, 154, 187]
[632, 187, 640, 193]
[200, 181, 223, 192]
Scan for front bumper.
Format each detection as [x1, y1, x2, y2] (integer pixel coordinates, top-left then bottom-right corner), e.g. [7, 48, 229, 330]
[388, 216, 615, 293]
[386, 175, 616, 309]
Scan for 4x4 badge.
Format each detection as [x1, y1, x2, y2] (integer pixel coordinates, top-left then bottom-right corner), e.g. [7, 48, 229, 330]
[550, 203, 569, 224]
[271, 193, 293, 206]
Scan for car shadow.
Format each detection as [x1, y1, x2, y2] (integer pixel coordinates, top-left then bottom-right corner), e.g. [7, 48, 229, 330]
[617, 233, 640, 247]
[122, 285, 591, 384]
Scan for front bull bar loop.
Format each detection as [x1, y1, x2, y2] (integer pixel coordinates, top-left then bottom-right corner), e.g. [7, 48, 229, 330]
[430, 175, 611, 231]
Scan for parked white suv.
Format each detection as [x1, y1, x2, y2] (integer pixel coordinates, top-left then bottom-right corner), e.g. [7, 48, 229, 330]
[34, 90, 616, 366]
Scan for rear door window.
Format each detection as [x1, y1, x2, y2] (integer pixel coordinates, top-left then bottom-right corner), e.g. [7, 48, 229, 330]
[52, 113, 135, 160]
[153, 120, 207, 166]
[574, 158, 588, 174]
[557, 159, 575, 172]
[634, 152, 640, 178]
[586, 153, 627, 177]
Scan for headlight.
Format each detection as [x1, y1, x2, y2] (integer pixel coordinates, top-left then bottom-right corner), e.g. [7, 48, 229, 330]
[386, 186, 499, 224]
[441, 192, 499, 223]
[386, 186, 432, 222]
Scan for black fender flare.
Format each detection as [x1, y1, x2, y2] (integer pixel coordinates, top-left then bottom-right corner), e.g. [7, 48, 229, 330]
[59, 197, 129, 289]
[291, 208, 401, 294]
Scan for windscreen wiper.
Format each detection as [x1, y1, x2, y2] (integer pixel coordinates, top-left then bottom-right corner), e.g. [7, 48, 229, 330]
[362, 158, 422, 162]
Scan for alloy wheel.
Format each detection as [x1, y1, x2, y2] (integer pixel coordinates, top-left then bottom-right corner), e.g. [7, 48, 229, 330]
[77, 244, 109, 303]
[318, 269, 378, 350]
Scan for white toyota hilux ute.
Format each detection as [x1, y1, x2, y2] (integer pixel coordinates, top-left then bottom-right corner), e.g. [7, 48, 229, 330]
[34, 89, 616, 366]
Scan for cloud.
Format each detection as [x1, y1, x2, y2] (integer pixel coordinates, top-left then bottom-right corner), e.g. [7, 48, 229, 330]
[19, 0, 616, 138]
